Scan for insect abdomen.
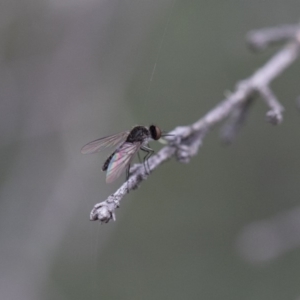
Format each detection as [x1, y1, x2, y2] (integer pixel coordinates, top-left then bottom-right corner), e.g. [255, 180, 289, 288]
[102, 152, 115, 171]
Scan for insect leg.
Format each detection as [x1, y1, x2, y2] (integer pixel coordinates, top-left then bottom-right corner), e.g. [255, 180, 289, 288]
[137, 151, 142, 163]
[140, 145, 154, 174]
[126, 164, 131, 181]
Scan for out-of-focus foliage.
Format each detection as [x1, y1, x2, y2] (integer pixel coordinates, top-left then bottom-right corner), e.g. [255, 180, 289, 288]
[1, 0, 300, 299]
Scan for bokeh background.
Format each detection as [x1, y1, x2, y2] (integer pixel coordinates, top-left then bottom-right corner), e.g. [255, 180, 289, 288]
[1, 0, 300, 299]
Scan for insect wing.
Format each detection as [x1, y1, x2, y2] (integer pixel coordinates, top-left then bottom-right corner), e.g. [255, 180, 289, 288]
[81, 131, 129, 154]
[106, 142, 140, 183]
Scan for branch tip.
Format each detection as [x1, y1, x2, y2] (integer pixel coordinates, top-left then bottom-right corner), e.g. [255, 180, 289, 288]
[256, 85, 284, 124]
[247, 24, 300, 51]
[90, 203, 115, 223]
[266, 110, 283, 125]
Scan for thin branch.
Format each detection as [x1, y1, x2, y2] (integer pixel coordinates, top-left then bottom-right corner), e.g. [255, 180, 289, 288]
[220, 96, 254, 144]
[90, 24, 300, 223]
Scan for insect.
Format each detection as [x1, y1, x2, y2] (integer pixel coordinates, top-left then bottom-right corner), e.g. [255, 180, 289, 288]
[81, 125, 166, 183]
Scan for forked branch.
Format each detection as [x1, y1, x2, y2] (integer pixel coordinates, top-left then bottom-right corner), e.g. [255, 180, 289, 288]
[90, 23, 300, 223]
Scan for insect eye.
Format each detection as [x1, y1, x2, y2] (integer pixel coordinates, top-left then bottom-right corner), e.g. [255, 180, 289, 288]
[150, 125, 161, 140]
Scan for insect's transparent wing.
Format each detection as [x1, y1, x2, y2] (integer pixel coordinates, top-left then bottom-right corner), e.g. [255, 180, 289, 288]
[81, 131, 129, 154]
[106, 142, 140, 183]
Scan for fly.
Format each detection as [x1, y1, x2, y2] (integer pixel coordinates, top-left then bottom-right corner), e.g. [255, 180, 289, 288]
[81, 125, 165, 183]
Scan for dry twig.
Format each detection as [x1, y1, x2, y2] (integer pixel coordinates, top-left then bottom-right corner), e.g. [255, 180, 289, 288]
[90, 24, 300, 223]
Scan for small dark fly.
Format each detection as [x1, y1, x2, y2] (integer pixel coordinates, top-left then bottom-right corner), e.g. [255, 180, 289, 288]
[81, 125, 167, 183]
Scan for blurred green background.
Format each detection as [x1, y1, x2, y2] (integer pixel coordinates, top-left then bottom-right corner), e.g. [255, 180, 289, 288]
[1, 0, 300, 299]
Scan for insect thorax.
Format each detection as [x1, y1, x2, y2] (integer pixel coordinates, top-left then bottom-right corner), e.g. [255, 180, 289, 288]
[126, 126, 150, 143]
